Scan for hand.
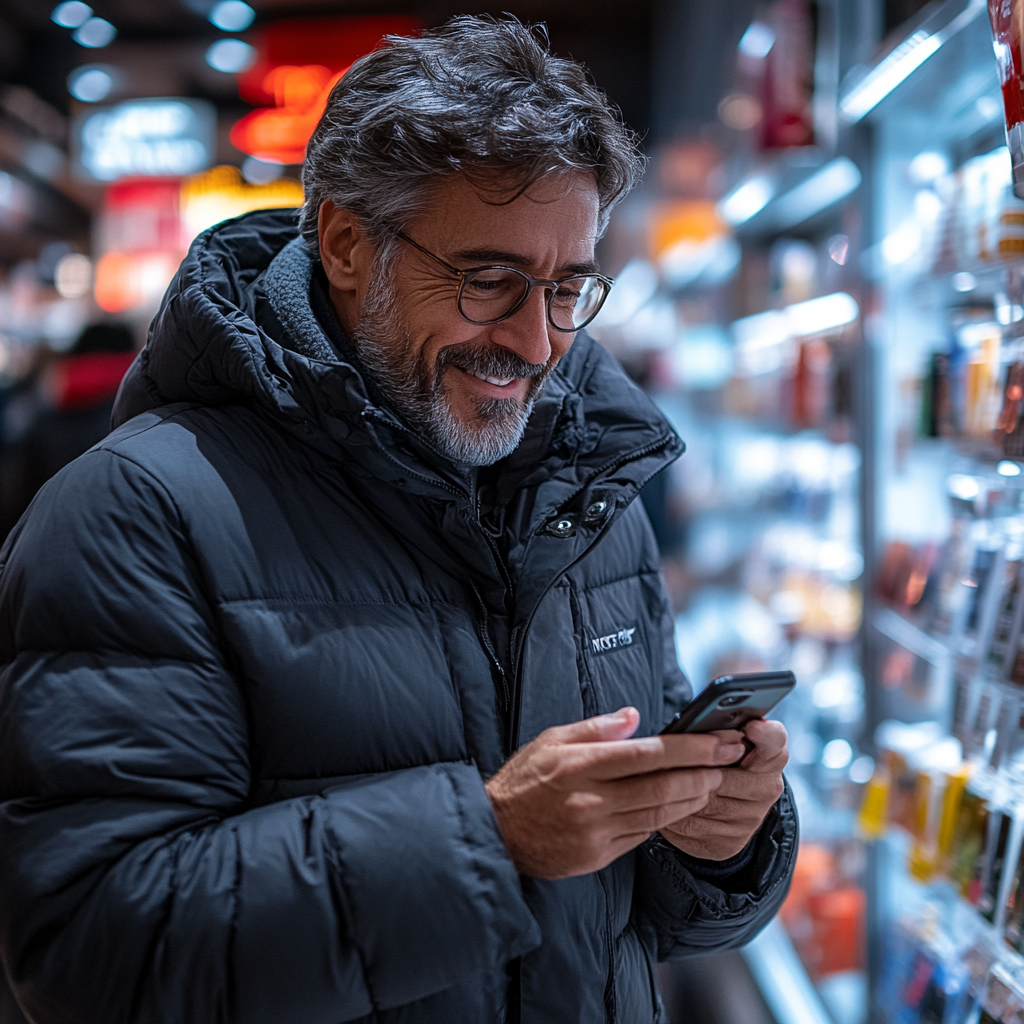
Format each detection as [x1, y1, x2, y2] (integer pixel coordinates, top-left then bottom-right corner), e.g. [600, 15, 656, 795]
[485, 707, 747, 880]
[658, 719, 788, 862]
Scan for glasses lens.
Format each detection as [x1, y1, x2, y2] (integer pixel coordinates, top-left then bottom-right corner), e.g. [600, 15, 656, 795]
[550, 277, 607, 330]
[459, 269, 530, 324]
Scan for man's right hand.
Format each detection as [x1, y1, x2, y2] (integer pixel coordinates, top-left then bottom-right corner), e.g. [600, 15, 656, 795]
[484, 707, 746, 880]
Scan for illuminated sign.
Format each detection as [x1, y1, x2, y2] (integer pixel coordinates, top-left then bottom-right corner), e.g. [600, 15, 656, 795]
[75, 98, 215, 181]
[230, 16, 421, 165]
[180, 164, 303, 241]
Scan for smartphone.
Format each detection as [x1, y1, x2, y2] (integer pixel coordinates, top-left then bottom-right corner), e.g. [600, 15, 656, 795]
[659, 671, 796, 762]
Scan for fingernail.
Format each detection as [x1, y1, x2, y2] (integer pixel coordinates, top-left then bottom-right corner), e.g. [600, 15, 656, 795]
[613, 707, 634, 722]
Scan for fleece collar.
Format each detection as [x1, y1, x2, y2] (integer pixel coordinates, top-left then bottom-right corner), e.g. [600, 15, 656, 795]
[113, 209, 683, 524]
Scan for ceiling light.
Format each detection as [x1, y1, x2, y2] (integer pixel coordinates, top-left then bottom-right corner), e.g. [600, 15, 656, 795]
[948, 474, 980, 500]
[786, 292, 859, 336]
[73, 16, 116, 48]
[54, 253, 92, 299]
[206, 38, 256, 73]
[998, 461, 1023, 477]
[771, 157, 861, 227]
[908, 151, 949, 184]
[718, 93, 762, 131]
[718, 175, 774, 225]
[209, 0, 255, 32]
[822, 739, 853, 770]
[841, 31, 940, 121]
[840, 0, 985, 122]
[51, 1, 92, 28]
[738, 21, 775, 59]
[951, 271, 976, 291]
[68, 66, 113, 102]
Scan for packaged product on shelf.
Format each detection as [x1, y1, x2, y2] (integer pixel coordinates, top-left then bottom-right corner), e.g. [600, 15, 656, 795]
[1004, 826, 1024, 953]
[997, 363, 1024, 446]
[959, 538, 1007, 661]
[869, 720, 945, 836]
[949, 778, 995, 902]
[985, 543, 1024, 676]
[990, 0, 1024, 200]
[926, 519, 976, 638]
[960, 324, 1004, 439]
[977, 798, 1022, 926]
[906, 737, 965, 883]
[978, 962, 1024, 1024]
[881, 901, 978, 1024]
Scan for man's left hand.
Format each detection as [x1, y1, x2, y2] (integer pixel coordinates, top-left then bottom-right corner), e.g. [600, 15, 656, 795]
[658, 719, 788, 862]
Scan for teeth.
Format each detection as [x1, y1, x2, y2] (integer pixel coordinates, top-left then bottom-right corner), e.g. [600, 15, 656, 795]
[472, 371, 514, 387]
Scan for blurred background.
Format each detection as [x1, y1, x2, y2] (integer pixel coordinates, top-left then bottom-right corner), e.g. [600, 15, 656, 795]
[4, 0, 1024, 1022]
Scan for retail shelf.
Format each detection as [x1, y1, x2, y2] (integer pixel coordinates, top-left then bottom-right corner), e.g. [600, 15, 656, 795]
[743, 918, 835, 1024]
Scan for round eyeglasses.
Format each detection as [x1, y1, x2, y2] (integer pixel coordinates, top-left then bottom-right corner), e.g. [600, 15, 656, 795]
[397, 231, 614, 332]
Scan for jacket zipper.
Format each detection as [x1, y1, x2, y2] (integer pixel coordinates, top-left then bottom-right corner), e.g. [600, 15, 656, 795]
[506, 433, 678, 752]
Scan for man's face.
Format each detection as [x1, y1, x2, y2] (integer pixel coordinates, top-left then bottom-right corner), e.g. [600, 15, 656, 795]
[348, 172, 601, 466]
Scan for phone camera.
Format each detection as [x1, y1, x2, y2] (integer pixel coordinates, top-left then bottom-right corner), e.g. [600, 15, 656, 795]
[717, 694, 748, 708]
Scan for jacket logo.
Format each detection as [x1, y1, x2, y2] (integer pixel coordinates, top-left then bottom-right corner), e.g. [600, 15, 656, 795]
[591, 626, 637, 655]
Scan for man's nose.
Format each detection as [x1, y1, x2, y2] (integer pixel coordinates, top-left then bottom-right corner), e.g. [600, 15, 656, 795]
[486, 287, 553, 367]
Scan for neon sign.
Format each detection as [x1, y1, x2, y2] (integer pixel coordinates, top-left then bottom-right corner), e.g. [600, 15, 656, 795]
[230, 16, 421, 166]
[75, 98, 215, 181]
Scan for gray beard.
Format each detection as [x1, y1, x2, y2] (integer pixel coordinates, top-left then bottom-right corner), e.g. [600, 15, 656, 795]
[350, 270, 553, 467]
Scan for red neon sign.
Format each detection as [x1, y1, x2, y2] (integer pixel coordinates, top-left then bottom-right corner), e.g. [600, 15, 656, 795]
[231, 16, 422, 165]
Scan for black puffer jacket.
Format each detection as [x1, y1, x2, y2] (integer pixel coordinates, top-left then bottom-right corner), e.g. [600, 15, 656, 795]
[0, 211, 796, 1024]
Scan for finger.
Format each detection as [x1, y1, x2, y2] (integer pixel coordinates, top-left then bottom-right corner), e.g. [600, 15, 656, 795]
[612, 792, 713, 835]
[543, 707, 641, 746]
[710, 770, 786, 806]
[739, 720, 788, 772]
[581, 732, 745, 781]
[602, 766, 724, 812]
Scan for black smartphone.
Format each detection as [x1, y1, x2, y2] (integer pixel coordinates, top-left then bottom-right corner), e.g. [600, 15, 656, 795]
[659, 671, 795, 761]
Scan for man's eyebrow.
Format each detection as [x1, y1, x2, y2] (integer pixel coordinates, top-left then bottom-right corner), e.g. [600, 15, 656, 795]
[451, 247, 601, 276]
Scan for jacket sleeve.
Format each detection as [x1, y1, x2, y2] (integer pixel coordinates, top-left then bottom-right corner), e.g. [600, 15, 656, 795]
[631, 574, 799, 960]
[0, 448, 540, 1024]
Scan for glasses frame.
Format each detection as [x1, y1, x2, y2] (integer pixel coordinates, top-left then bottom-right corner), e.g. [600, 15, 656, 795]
[396, 231, 613, 333]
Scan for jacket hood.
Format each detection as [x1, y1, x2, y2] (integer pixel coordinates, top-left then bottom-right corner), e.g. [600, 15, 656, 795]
[114, 209, 683, 521]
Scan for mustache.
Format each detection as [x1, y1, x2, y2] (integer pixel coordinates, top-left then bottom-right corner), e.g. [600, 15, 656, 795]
[434, 343, 548, 383]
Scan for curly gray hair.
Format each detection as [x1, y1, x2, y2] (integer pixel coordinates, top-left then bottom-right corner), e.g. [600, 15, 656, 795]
[299, 14, 645, 254]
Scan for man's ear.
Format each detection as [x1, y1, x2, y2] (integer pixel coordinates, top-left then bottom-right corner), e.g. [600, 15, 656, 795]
[318, 200, 375, 333]
[318, 200, 372, 293]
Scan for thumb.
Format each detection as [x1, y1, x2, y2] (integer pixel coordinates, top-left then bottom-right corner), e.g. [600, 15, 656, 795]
[548, 707, 640, 744]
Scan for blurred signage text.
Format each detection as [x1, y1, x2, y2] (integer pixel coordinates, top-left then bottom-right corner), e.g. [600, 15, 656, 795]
[75, 98, 215, 181]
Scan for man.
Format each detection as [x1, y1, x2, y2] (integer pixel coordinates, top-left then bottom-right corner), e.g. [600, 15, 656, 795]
[0, 16, 796, 1024]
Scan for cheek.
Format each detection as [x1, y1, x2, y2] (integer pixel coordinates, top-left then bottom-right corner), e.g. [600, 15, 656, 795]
[549, 332, 576, 366]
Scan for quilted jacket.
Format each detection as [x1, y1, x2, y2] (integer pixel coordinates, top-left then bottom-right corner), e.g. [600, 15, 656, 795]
[0, 210, 797, 1024]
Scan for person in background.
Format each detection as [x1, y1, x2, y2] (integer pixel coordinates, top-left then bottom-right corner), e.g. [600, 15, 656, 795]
[0, 17, 795, 1024]
[0, 323, 135, 537]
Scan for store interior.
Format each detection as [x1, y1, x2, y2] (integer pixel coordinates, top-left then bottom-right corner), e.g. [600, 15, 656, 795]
[5, 0, 1024, 1022]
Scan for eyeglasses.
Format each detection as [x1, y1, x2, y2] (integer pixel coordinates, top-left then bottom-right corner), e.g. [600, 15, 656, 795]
[396, 231, 613, 333]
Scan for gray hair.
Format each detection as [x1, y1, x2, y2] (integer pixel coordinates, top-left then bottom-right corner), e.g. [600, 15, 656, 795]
[299, 14, 645, 254]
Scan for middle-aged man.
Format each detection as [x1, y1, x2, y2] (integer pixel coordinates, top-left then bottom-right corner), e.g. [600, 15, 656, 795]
[0, 16, 797, 1024]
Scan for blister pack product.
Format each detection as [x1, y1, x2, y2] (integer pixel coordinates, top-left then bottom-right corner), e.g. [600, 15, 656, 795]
[978, 962, 1024, 1023]
[950, 782, 994, 902]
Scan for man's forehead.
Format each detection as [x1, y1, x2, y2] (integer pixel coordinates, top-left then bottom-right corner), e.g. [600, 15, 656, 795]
[417, 170, 600, 266]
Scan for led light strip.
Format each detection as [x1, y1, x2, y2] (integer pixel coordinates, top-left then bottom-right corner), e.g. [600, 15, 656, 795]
[839, 0, 986, 123]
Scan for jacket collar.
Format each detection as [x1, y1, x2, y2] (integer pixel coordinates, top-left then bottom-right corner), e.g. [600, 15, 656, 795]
[113, 209, 683, 531]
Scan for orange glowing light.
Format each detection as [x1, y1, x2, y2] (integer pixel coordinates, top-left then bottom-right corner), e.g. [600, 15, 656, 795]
[648, 200, 726, 258]
[95, 250, 179, 313]
[231, 16, 422, 165]
[230, 66, 347, 165]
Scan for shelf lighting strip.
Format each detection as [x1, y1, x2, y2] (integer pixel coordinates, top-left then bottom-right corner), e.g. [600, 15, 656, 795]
[839, 0, 986, 123]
